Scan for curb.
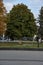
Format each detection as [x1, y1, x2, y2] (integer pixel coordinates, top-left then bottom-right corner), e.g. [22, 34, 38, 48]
[0, 48, 43, 51]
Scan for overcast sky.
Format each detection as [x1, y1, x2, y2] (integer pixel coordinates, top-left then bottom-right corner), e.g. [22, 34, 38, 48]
[3, 0, 43, 18]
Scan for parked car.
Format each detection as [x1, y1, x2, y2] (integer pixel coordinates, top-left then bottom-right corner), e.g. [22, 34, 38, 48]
[22, 37, 33, 41]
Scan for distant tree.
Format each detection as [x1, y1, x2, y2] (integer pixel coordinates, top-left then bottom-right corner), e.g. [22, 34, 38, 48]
[0, 0, 6, 36]
[39, 7, 43, 39]
[6, 4, 37, 40]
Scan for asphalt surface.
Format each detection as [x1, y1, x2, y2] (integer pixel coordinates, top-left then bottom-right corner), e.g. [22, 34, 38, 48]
[0, 50, 43, 65]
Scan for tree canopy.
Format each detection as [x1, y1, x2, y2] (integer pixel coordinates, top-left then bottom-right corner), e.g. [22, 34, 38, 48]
[6, 4, 37, 40]
[39, 7, 43, 39]
[0, 0, 6, 36]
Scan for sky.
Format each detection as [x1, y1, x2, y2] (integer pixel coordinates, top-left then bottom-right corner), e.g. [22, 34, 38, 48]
[3, 0, 43, 18]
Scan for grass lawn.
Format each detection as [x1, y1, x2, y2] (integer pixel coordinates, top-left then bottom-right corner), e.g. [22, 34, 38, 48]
[0, 42, 43, 48]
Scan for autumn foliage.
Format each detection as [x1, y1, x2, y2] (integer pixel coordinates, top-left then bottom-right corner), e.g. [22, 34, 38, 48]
[0, 0, 6, 35]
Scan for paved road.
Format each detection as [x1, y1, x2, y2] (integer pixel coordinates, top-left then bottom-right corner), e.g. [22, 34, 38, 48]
[0, 50, 43, 65]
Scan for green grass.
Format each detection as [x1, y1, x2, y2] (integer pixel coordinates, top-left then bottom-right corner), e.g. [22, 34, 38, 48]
[0, 42, 43, 48]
